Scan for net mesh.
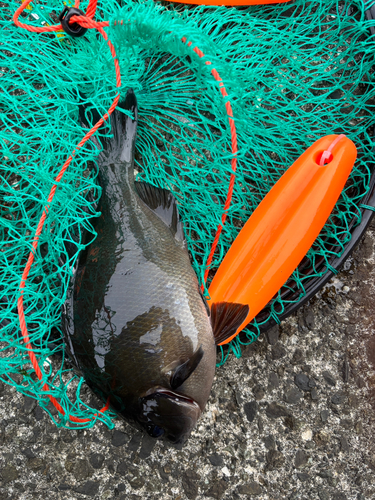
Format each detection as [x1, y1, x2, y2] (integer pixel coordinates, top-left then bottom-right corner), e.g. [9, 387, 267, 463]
[1, 0, 375, 427]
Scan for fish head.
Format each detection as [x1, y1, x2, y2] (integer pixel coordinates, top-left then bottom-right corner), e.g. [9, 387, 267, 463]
[138, 387, 201, 444]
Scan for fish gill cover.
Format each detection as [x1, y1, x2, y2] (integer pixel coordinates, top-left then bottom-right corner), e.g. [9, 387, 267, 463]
[1, 0, 375, 427]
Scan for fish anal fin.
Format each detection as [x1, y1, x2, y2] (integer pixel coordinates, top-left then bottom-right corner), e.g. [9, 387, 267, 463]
[135, 181, 185, 243]
[170, 345, 204, 390]
[210, 302, 250, 345]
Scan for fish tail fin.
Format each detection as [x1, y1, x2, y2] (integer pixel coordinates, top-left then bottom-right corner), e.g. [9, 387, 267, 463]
[78, 88, 138, 162]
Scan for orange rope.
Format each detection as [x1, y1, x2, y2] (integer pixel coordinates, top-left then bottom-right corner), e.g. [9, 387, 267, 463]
[13, 1, 239, 423]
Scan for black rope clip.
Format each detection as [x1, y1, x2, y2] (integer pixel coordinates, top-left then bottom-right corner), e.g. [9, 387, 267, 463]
[58, 6, 87, 38]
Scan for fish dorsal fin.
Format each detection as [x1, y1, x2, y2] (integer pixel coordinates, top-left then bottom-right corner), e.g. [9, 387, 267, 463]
[135, 181, 185, 243]
[170, 345, 204, 390]
[210, 302, 250, 345]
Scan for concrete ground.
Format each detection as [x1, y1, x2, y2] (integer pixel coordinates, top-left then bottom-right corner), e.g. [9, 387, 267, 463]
[1, 221, 375, 500]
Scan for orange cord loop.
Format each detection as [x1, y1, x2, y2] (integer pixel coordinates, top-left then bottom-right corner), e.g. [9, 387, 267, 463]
[318, 134, 346, 166]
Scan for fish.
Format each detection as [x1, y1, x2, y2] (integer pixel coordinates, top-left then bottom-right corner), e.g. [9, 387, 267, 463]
[61, 89, 248, 444]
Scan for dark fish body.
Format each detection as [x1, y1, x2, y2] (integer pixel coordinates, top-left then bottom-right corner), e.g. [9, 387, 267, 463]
[62, 90, 216, 443]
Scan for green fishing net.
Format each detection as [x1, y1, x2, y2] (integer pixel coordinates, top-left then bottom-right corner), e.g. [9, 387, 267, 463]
[1, 0, 375, 427]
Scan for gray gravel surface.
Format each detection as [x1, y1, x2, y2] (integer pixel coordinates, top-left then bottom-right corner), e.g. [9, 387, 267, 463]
[1, 221, 375, 500]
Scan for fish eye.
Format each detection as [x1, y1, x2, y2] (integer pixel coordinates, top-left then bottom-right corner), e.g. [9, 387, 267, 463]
[149, 425, 165, 438]
[199, 288, 210, 317]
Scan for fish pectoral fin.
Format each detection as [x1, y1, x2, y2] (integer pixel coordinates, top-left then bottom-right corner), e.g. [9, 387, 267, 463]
[135, 181, 185, 244]
[210, 302, 250, 345]
[170, 345, 204, 390]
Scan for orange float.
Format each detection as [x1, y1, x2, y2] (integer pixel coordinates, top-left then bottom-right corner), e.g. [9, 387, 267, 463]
[208, 134, 357, 345]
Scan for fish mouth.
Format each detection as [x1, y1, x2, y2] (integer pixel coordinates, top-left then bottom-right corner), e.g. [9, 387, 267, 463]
[138, 387, 201, 444]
